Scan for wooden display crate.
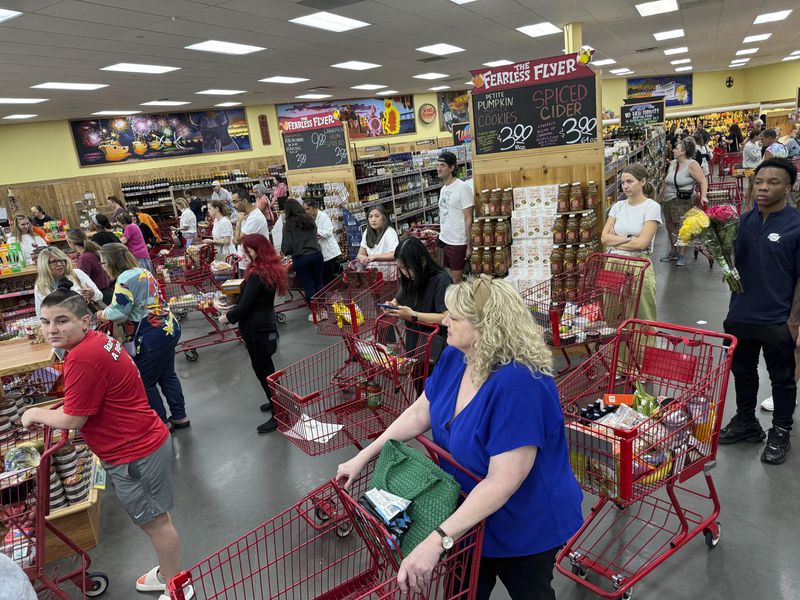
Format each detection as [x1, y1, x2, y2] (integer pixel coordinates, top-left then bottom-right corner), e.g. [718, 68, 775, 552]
[44, 485, 102, 563]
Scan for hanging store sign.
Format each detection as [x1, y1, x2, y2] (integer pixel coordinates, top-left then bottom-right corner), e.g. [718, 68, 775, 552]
[620, 100, 666, 127]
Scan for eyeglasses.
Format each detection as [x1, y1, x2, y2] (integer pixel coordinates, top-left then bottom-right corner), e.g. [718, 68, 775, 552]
[48, 259, 67, 266]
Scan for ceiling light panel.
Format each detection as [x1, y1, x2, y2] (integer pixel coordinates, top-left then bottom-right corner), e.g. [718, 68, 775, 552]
[0, 98, 48, 104]
[101, 63, 180, 74]
[185, 40, 265, 55]
[259, 76, 309, 84]
[670, 58, 691, 64]
[215, 102, 241, 107]
[195, 89, 246, 95]
[331, 61, 380, 70]
[429, 86, 450, 90]
[376, 90, 399, 95]
[351, 84, 387, 90]
[592, 59, 617, 66]
[731, 58, 750, 64]
[653, 28, 684, 41]
[516, 22, 562, 38]
[0, 9, 21, 23]
[675, 66, 692, 72]
[791, 50, 800, 56]
[743, 33, 771, 43]
[635, 0, 678, 17]
[753, 10, 792, 24]
[416, 43, 464, 55]
[289, 11, 369, 32]
[483, 59, 514, 67]
[782, 55, 800, 61]
[449, 0, 477, 3]
[736, 48, 758, 55]
[413, 72, 448, 80]
[664, 46, 689, 55]
[32, 82, 107, 90]
[296, 94, 332, 99]
[2, 114, 37, 119]
[92, 110, 140, 116]
[141, 101, 191, 106]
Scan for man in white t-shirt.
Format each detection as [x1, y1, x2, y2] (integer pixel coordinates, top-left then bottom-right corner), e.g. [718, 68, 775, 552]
[304, 198, 342, 285]
[436, 151, 474, 283]
[233, 188, 270, 272]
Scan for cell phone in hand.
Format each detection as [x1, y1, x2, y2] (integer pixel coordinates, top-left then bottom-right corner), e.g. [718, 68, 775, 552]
[376, 303, 396, 310]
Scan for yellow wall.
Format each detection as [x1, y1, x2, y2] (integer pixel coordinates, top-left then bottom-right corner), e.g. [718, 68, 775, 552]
[600, 61, 800, 117]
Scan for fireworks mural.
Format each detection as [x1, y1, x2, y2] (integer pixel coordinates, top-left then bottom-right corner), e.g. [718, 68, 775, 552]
[277, 96, 415, 139]
[70, 109, 251, 167]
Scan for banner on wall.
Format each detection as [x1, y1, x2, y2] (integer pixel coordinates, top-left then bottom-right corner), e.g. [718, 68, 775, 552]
[70, 109, 251, 167]
[626, 75, 692, 107]
[620, 99, 665, 127]
[452, 122, 472, 145]
[438, 91, 470, 132]
[277, 96, 415, 139]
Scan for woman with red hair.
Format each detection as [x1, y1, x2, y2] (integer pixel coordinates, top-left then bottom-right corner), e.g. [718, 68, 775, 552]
[219, 234, 288, 433]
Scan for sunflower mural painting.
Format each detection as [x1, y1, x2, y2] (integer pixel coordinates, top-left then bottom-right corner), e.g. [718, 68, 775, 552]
[277, 95, 415, 139]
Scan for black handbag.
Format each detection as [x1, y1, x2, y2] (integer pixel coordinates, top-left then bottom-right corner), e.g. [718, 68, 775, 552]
[674, 166, 694, 200]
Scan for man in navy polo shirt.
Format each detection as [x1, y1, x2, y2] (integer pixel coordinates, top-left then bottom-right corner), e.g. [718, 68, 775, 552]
[720, 158, 800, 464]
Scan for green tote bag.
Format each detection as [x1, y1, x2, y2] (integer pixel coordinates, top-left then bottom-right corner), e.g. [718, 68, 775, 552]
[370, 439, 461, 555]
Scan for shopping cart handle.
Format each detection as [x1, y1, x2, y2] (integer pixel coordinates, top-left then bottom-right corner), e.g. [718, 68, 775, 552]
[414, 435, 481, 483]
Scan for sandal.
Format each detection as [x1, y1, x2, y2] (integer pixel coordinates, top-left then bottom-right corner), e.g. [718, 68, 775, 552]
[136, 566, 165, 592]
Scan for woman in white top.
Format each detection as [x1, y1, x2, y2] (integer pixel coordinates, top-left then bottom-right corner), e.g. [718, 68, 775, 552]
[33, 246, 102, 316]
[742, 130, 762, 211]
[8, 216, 48, 265]
[175, 197, 197, 247]
[693, 133, 711, 178]
[601, 163, 662, 321]
[358, 206, 399, 263]
[203, 199, 235, 258]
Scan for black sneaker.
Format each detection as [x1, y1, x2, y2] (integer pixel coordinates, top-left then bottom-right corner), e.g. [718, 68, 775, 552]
[761, 426, 791, 464]
[718, 415, 766, 445]
[257, 418, 278, 434]
[260, 401, 273, 412]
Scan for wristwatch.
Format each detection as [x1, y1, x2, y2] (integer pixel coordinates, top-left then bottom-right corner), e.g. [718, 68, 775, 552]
[411, 311, 418, 322]
[435, 527, 454, 551]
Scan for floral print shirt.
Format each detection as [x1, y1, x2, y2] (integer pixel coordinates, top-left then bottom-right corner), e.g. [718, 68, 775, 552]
[104, 268, 179, 352]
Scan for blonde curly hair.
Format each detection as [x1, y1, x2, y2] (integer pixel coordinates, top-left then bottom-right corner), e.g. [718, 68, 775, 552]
[445, 276, 553, 383]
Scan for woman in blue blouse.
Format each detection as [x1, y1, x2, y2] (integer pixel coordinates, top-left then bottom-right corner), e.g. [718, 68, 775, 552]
[337, 275, 582, 599]
[95, 243, 189, 431]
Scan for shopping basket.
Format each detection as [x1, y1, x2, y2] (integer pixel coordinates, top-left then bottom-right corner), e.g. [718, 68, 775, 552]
[268, 316, 439, 456]
[168, 435, 483, 600]
[311, 262, 399, 337]
[555, 320, 736, 599]
[1, 412, 108, 597]
[521, 253, 650, 376]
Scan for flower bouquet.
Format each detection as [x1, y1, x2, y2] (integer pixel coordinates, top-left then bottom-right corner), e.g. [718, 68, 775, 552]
[678, 205, 742, 293]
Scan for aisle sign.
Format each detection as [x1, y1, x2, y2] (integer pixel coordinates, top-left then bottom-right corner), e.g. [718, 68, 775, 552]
[281, 112, 349, 170]
[469, 55, 598, 155]
[620, 100, 665, 127]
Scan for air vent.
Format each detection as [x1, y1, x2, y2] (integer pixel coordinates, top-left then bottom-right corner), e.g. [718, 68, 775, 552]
[636, 47, 659, 53]
[307, 86, 332, 91]
[417, 56, 448, 63]
[299, 0, 362, 8]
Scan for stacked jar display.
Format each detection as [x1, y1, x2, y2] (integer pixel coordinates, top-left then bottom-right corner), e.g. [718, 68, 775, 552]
[471, 187, 512, 277]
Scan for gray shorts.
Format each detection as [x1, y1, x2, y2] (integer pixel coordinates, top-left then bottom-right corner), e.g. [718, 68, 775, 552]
[105, 439, 174, 525]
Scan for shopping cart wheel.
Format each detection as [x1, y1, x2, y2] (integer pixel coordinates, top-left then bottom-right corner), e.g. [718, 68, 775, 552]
[276, 312, 287, 324]
[86, 572, 109, 597]
[571, 564, 588, 580]
[175, 310, 188, 321]
[185, 350, 199, 362]
[622, 591, 633, 600]
[314, 505, 331, 523]
[704, 521, 721, 548]
[335, 521, 354, 537]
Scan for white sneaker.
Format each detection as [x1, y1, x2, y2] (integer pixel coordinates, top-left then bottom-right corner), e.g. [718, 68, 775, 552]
[160, 586, 193, 600]
[761, 397, 774, 411]
[308, 313, 315, 322]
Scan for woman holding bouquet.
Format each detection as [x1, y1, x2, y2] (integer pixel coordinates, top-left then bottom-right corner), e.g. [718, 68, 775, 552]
[660, 138, 708, 267]
[601, 163, 661, 321]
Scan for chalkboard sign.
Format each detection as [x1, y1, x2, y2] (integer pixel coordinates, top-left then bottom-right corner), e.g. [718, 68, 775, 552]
[282, 113, 348, 170]
[620, 100, 665, 127]
[469, 56, 598, 155]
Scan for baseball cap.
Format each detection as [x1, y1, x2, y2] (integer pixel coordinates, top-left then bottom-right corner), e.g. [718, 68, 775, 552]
[211, 180, 221, 186]
[438, 151, 457, 167]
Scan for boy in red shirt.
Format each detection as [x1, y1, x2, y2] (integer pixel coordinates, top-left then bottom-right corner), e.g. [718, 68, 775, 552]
[22, 288, 190, 600]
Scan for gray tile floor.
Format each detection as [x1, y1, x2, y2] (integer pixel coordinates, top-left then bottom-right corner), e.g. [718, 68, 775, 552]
[63, 229, 799, 600]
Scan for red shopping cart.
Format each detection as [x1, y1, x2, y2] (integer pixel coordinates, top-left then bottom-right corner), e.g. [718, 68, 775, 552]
[403, 224, 440, 258]
[555, 320, 735, 599]
[1, 415, 108, 598]
[268, 316, 439, 456]
[274, 255, 309, 324]
[521, 253, 650, 376]
[168, 435, 483, 600]
[310, 262, 398, 337]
